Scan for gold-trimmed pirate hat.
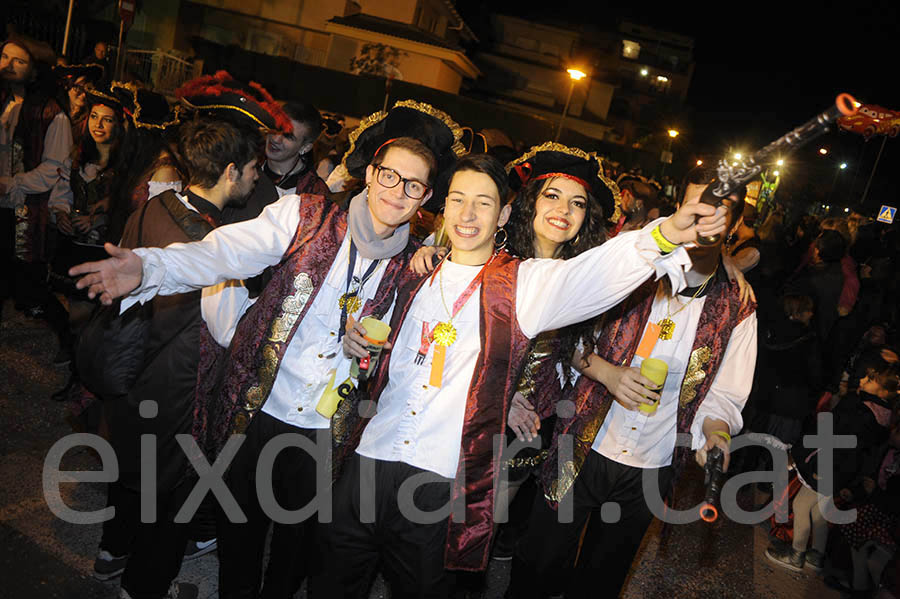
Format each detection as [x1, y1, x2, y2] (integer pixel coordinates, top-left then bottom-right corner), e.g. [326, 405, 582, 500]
[174, 70, 291, 133]
[111, 81, 181, 131]
[506, 141, 622, 223]
[341, 99, 466, 181]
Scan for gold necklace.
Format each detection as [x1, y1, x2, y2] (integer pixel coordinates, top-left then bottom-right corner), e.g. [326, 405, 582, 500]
[657, 270, 716, 340]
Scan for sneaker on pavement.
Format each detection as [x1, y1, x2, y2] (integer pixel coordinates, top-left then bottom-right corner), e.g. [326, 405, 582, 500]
[93, 549, 128, 581]
[765, 544, 805, 572]
[183, 538, 217, 561]
[805, 548, 825, 572]
[120, 582, 199, 599]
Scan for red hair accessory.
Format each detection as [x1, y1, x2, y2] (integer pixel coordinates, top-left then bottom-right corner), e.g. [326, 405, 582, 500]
[535, 172, 590, 190]
[373, 138, 399, 161]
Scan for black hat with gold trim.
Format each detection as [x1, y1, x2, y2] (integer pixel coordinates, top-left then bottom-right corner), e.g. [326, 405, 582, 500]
[83, 82, 124, 111]
[341, 99, 465, 180]
[53, 63, 104, 87]
[111, 81, 181, 130]
[506, 141, 622, 222]
[174, 70, 291, 133]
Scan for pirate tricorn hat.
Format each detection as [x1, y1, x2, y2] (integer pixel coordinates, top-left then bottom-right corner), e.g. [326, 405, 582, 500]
[53, 63, 104, 86]
[506, 141, 622, 223]
[111, 81, 181, 130]
[174, 70, 291, 133]
[341, 99, 465, 181]
[82, 82, 124, 111]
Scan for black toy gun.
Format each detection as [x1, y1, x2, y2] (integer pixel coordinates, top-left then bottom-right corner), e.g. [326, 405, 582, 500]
[696, 93, 859, 245]
[699, 446, 726, 523]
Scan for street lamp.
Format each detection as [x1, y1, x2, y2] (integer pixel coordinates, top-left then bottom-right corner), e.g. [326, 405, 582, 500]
[555, 68, 587, 142]
[734, 152, 743, 160]
[776, 159, 784, 166]
[659, 128, 679, 179]
[819, 147, 828, 155]
[696, 159, 703, 166]
[840, 162, 847, 169]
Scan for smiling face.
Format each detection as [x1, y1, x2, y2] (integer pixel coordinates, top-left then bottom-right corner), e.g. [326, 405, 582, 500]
[88, 104, 119, 145]
[443, 169, 511, 263]
[364, 146, 432, 235]
[266, 118, 314, 163]
[531, 177, 588, 251]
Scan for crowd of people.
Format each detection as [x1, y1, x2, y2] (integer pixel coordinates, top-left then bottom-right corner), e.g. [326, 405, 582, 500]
[2, 26, 899, 599]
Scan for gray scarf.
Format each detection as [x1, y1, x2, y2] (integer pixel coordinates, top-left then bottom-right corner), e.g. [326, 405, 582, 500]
[347, 189, 410, 259]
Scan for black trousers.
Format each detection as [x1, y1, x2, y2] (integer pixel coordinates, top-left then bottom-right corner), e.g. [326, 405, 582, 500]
[216, 411, 328, 599]
[120, 479, 194, 599]
[322, 454, 455, 599]
[100, 480, 139, 557]
[508, 451, 673, 599]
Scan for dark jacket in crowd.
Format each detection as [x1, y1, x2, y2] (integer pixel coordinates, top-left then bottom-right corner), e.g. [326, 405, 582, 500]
[792, 391, 892, 494]
[756, 318, 823, 420]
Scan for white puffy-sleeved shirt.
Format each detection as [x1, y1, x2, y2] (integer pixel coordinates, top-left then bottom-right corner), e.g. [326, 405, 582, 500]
[355, 220, 693, 479]
[125, 192, 390, 430]
[591, 281, 757, 469]
[1, 108, 73, 208]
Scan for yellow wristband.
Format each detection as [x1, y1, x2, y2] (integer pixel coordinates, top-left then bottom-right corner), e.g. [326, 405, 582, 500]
[710, 430, 731, 444]
[651, 225, 678, 254]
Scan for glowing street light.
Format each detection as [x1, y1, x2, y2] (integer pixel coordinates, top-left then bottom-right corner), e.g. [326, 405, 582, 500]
[640, 68, 649, 76]
[840, 162, 848, 169]
[776, 159, 784, 166]
[668, 129, 679, 138]
[819, 147, 828, 155]
[773, 170, 780, 176]
[555, 68, 587, 141]
[734, 152, 742, 160]
[696, 159, 703, 166]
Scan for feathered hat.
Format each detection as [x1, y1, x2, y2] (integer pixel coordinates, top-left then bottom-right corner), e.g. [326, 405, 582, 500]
[174, 70, 291, 133]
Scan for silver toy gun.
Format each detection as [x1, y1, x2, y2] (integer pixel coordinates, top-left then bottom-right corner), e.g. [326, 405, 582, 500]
[696, 93, 859, 245]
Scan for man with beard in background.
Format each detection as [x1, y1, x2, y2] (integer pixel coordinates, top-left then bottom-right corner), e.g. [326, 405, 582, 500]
[94, 82, 289, 599]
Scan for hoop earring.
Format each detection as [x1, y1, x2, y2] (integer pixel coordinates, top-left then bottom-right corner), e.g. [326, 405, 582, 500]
[494, 226, 508, 250]
[572, 233, 582, 246]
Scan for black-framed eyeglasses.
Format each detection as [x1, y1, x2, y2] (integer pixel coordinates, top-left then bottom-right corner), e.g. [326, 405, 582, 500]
[375, 165, 430, 200]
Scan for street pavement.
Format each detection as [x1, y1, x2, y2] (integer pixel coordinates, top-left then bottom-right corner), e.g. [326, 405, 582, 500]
[0, 301, 843, 598]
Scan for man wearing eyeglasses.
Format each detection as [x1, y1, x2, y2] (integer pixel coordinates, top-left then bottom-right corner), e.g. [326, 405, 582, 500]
[69, 103, 462, 598]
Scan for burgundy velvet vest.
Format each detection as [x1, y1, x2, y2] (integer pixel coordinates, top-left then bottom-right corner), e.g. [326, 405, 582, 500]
[541, 276, 756, 503]
[334, 250, 533, 571]
[192, 194, 418, 458]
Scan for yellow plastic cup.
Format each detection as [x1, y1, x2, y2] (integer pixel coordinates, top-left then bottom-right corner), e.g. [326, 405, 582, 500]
[349, 316, 391, 380]
[638, 358, 668, 415]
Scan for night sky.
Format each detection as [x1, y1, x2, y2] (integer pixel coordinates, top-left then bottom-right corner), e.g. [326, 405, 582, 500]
[459, 1, 900, 212]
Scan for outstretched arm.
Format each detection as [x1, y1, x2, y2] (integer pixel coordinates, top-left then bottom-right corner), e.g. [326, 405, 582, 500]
[516, 202, 728, 337]
[70, 194, 304, 306]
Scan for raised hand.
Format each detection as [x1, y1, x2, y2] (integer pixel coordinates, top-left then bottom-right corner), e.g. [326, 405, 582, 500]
[660, 201, 728, 246]
[69, 243, 143, 305]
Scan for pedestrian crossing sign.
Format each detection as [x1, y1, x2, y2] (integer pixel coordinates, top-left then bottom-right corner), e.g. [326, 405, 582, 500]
[877, 205, 896, 224]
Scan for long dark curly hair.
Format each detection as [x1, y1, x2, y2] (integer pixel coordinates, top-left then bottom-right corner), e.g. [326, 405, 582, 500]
[505, 176, 613, 378]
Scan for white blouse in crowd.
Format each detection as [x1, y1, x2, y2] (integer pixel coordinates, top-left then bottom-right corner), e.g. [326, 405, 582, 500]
[591, 288, 757, 469]
[0, 103, 72, 208]
[124, 198, 692, 478]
